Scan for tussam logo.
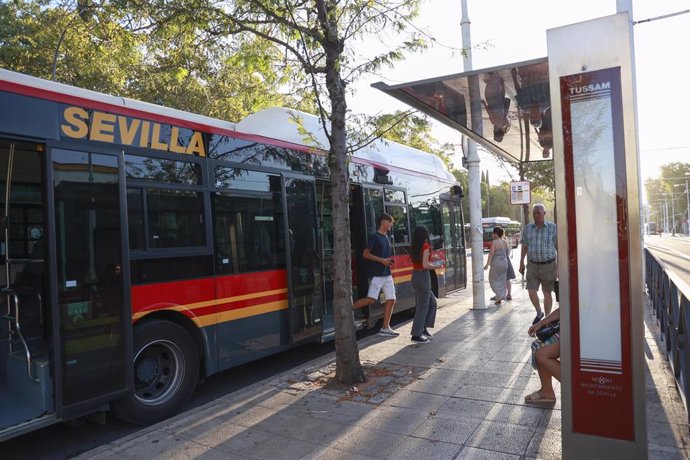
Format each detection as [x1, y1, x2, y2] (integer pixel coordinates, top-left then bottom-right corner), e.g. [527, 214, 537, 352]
[569, 81, 611, 95]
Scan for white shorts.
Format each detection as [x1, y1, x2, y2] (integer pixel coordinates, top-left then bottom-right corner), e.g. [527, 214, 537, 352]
[367, 275, 396, 301]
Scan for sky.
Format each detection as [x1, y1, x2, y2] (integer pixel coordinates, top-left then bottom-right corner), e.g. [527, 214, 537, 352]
[348, 0, 690, 184]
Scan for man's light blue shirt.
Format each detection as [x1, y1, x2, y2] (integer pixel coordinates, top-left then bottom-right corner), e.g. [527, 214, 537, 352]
[520, 221, 557, 262]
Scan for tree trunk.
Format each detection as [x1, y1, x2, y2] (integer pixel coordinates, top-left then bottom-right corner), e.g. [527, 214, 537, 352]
[323, 25, 365, 385]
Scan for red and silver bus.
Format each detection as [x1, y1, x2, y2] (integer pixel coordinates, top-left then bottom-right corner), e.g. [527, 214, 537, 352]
[481, 217, 521, 249]
[0, 69, 466, 440]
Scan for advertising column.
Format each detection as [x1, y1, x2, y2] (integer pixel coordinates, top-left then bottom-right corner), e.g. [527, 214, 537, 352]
[547, 13, 647, 459]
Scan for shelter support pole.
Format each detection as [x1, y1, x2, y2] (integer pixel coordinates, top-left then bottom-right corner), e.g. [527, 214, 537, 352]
[461, 0, 486, 309]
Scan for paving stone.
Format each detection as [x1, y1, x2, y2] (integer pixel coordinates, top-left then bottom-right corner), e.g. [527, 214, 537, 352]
[356, 405, 429, 436]
[113, 431, 216, 459]
[485, 402, 545, 426]
[309, 401, 373, 424]
[525, 428, 561, 459]
[80, 449, 129, 460]
[306, 372, 325, 382]
[455, 445, 523, 459]
[368, 394, 387, 405]
[466, 371, 517, 388]
[411, 414, 483, 445]
[479, 360, 527, 374]
[436, 397, 495, 420]
[405, 368, 473, 396]
[383, 389, 450, 412]
[537, 408, 562, 431]
[648, 444, 690, 460]
[452, 384, 506, 402]
[333, 426, 406, 457]
[279, 417, 349, 446]
[646, 420, 690, 453]
[240, 433, 322, 460]
[465, 420, 535, 456]
[212, 427, 273, 455]
[387, 436, 463, 459]
[309, 447, 378, 460]
[231, 405, 282, 427]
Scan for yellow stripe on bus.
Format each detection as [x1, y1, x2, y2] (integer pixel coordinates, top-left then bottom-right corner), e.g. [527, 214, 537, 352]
[132, 287, 288, 321]
[205, 299, 289, 327]
[391, 266, 412, 274]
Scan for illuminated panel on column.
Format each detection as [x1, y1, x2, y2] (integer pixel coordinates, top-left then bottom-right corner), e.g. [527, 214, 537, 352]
[562, 67, 634, 441]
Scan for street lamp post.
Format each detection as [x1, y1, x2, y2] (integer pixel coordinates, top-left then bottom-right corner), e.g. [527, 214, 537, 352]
[686, 180, 689, 235]
[671, 192, 676, 235]
[664, 198, 668, 233]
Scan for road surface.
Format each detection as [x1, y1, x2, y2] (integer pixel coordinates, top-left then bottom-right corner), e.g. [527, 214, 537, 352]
[645, 234, 690, 289]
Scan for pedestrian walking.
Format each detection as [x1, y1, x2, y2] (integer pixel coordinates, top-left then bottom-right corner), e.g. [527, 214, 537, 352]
[518, 204, 558, 324]
[353, 213, 399, 336]
[484, 226, 509, 305]
[409, 225, 437, 344]
[506, 236, 516, 300]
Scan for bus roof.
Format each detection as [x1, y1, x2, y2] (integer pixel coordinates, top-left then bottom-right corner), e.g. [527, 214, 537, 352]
[236, 107, 457, 183]
[0, 69, 237, 133]
[1, 69, 457, 183]
[481, 216, 512, 224]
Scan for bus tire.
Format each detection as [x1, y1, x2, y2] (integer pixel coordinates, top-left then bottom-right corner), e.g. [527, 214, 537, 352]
[112, 320, 199, 425]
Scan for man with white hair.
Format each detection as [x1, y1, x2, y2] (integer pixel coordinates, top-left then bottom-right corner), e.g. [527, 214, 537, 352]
[519, 204, 558, 325]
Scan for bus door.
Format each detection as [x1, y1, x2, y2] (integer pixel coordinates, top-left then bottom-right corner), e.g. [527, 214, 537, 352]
[0, 139, 55, 436]
[441, 198, 467, 292]
[282, 174, 323, 343]
[51, 149, 131, 418]
[348, 184, 369, 325]
[358, 186, 385, 320]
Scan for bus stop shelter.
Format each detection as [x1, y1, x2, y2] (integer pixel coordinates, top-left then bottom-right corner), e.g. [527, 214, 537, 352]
[374, 12, 648, 458]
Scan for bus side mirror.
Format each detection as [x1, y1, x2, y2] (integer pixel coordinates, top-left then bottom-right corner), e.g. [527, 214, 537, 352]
[450, 185, 463, 198]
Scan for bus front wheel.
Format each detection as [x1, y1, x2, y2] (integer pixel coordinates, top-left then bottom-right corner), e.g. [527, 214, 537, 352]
[112, 320, 200, 425]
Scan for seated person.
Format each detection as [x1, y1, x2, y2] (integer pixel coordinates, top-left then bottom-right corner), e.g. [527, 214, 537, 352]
[525, 308, 560, 403]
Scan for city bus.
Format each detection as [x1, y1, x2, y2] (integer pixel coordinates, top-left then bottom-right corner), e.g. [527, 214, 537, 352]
[0, 69, 466, 440]
[481, 217, 521, 249]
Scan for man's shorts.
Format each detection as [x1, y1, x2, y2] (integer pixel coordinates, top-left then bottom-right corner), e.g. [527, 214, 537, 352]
[526, 261, 557, 292]
[367, 275, 397, 301]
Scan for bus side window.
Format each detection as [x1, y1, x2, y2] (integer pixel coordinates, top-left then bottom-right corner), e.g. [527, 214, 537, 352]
[212, 194, 285, 274]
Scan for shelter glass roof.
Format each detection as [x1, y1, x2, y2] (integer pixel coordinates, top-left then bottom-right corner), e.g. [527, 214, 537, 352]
[373, 57, 552, 165]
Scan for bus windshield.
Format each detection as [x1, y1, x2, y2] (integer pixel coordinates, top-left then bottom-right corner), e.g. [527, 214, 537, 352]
[481, 217, 521, 249]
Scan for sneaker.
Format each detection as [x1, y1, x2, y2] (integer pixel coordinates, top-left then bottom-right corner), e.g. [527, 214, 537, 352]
[411, 335, 431, 344]
[490, 296, 497, 301]
[422, 329, 433, 339]
[506, 295, 512, 301]
[379, 327, 400, 337]
[532, 311, 544, 325]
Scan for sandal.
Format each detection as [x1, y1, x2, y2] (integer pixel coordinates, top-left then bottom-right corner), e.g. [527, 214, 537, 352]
[524, 391, 556, 404]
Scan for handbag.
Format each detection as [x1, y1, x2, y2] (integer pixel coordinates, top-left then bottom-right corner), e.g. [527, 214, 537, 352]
[536, 321, 560, 342]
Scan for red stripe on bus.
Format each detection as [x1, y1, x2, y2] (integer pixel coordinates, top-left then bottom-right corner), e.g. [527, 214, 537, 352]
[131, 270, 288, 313]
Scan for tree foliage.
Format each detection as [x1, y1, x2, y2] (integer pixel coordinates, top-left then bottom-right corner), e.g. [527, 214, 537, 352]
[645, 162, 690, 230]
[368, 110, 455, 165]
[0, 0, 304, 121]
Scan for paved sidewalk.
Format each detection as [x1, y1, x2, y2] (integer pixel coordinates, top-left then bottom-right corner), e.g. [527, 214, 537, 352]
[80, 281, 689, 459]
